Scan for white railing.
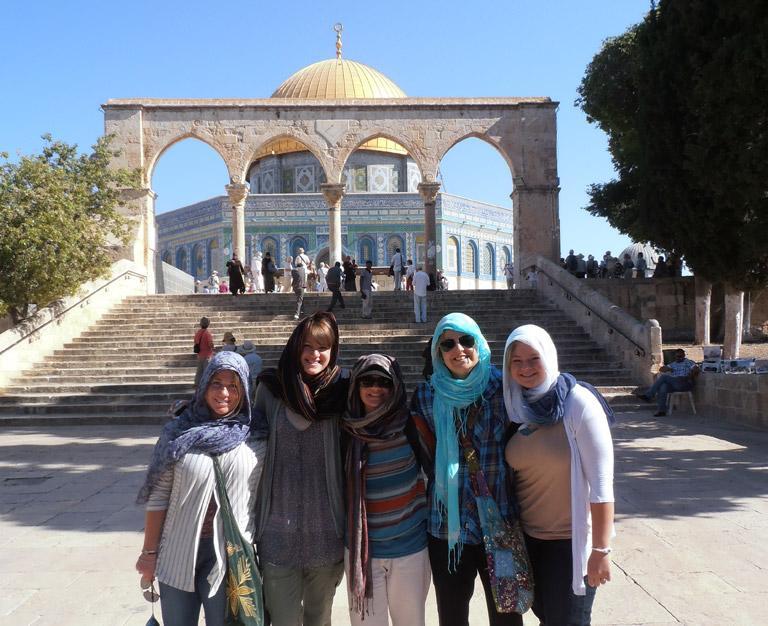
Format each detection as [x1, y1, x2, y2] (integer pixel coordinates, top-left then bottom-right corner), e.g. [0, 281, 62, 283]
[524, 256, 663, 385]
[0, 260, 147, 388]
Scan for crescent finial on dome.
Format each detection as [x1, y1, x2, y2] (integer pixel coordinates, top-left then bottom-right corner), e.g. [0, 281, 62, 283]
[334, 23, 343, 60]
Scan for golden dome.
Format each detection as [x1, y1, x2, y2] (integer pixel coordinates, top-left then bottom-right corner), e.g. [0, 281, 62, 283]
[253, 136, 407, 161]
[271, 58, 407, 100]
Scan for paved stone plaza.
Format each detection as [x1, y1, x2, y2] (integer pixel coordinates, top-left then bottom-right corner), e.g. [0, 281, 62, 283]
[1, 411, 766, 625]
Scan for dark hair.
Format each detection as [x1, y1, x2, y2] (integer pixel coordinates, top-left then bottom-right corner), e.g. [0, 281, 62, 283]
[335, 261, 341, 267]
[200, 316, 210, 329]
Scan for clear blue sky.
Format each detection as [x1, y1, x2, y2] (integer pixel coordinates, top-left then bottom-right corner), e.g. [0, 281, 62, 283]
[1, 0, 650, 259]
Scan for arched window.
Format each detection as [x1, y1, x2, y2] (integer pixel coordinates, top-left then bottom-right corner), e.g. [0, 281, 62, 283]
[161, 250, 172, 265]
[191, 243, 205, 279]
[503, 246, 512, 267]
[446, 237, 459, 271]
[386, 235, 405, 263]
[358, 236, 375, 264]
[207, 238, 219, 276]
[175, 247, 188, 273]
[483, 244, 494, 277]
[261, 236, 278, 265]
[464, 241, 477, 276]
[290, 236, 308, 260]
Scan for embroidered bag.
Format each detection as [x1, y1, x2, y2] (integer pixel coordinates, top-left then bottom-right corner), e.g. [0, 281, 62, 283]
[456, 414, 534, 614]
[212, 456, 265, 626]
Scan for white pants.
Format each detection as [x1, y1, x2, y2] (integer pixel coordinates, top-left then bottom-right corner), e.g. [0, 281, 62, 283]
[345, 547, 431, 626]
[413, 294, 427, 323]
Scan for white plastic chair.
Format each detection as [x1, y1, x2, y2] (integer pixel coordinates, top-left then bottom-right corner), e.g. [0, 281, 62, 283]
[668, 391, 696, 415]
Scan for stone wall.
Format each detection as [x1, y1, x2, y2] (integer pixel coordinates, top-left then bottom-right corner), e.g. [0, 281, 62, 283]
[156, 261, 194, 294]
[585, 277, 768, 342]
[694, 372, 768, 429]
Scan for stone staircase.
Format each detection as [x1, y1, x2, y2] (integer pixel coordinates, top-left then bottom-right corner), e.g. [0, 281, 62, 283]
[0, 290, 643, 425]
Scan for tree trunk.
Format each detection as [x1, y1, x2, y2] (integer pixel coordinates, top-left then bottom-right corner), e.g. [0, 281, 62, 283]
[722, 284, 744, 359]
[694, 276, 711, 345]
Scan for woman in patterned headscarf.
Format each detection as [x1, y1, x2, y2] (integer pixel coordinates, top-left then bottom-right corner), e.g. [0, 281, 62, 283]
[341, 354, 431, 626]
[135, 351, 266, 626]
[253, 311, 350, 626]
[410, 313, 522, 626]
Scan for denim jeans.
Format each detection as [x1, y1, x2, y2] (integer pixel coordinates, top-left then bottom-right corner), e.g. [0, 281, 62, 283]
[524, 534, 597, 626]
[413, 294, 427, 323]
[647, 374, 693, 411]
[158, 537, 226, 626]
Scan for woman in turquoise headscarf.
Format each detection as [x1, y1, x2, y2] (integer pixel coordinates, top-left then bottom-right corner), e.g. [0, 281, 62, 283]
[410, 313, 523, 626]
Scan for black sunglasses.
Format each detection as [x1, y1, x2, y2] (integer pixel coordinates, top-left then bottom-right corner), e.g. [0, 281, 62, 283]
[141, 581, 160, 603]
[438, 334, 476, 352]
[359, 376, 394, 389]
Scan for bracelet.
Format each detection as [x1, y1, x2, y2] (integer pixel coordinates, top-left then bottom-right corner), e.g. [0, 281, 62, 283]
[141, 549, 158, 556]
[592, 546, 612, 554]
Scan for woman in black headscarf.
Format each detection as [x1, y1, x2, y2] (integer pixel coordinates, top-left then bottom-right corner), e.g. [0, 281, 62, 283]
[253, 311, 350, 626]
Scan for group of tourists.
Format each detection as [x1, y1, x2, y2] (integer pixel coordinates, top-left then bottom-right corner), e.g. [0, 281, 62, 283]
[138, 309, 615, 626]
[561, 249, 684, 279]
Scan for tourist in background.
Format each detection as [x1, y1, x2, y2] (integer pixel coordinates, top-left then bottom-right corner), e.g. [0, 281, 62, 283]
[360, 260, 374, 319]
[503, 262, 515, 289]
[410, 313, 522, 626]
[307, 261, 318, 292]
[406, 259, 415, 291]
[412, 266, 430, 324]
[226, 253, 245, 295]
[325, 261, 346, 312]
[343, 255, 357, 292]
[652, 256, 668, 278]
[575, 254, 587, 279]
[221, 331, 237, 352]
[193, 316, 214, 388]
[253, 251, 265, 292]
[253, 312, 349, 626]
[635, 252, 648, 278]
[622, 253, 634, 279]
[135, 351, 266, 626]
[237, 340, 263, 402]
[317, 261, 328, 292]
[208, 270, 220, 294]
[503, 324, 614, 626]
[391, 248, 404, 291]
[291, 263, 307, 320]
[282, 256, 293, 293]
[341, 354, 430, 626]
[262, 252, 277, 293]
[586, 255, 598, 279]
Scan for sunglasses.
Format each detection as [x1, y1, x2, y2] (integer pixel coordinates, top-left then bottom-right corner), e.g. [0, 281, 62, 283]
[359, 376, 394, 389]
[438, 334, 476, 352]
[141, 581, 160, 603]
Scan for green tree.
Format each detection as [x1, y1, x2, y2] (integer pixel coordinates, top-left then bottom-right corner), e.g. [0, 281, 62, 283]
[0, 135, 140, 323]
[577, 0, 768, 291]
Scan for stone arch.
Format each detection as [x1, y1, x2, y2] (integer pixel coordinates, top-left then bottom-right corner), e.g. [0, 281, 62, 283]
[483, 243, 496, 280]
[241, 132, 332, 186]
[445, 236, 460, 273]
[261, 236, 279, 265]
[337, 131, 426, 182]
[175, 247, 188, 273]
[290, 236, 308, 259]
[464, 240, 479, 278]
[161, 250, 173, 265]
[386, 235, 405, 264]
[436, 132, 516, 182]
[146, 133, 231, 188]
[191, 243, 206, 279]
[357, 236, 376, 264]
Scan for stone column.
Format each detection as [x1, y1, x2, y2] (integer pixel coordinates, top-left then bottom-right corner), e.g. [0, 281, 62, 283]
[694, 276, 712, 345]
[723, 285, 744, 359]
[118, 187, 157, 294]
[418, 181, 441, 278]
[321, 183, 345, 265]
[511, 179, 560, 268]
[225, 183, 249, 263]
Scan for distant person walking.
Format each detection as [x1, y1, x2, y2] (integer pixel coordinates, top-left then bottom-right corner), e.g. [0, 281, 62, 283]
[283, 256, 293, 293]
[317, 261, 328, 292]
[262, 252, 277, 293]
[326, 261, 346, 312]
[343, 256, 357, 292]
[405, 259, 415, 291]
[653, 256, 668, 278]
[292, 264, 307, 320]
[360, 260, 374, 319]
[226, 253, 245, 295]
[193, 317, 214, 388]
[503, 262, 515, 289]
[412, 266, 430, 324]
[635, 252, 647, 278]
[391, 248, 404, 291]
[221, 331, 237, 352]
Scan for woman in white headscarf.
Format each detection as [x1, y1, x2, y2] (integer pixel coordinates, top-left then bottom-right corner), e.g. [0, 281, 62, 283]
[502, 324, 615, 626]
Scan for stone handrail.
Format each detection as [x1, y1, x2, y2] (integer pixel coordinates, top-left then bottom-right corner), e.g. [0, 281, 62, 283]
[524, 255, 663, 385]
[0, 260, 147, 388]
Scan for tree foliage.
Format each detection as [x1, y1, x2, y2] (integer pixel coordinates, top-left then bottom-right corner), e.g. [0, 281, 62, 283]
[0, 135, 140, 322]
[577, 0, 768, 290]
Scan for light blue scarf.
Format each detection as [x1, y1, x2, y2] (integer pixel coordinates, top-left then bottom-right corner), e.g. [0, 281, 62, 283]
[429, 313, 491, 569]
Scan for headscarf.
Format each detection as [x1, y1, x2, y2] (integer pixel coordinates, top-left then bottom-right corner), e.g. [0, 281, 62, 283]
[341, 354, 409, 616]
[257, 311, 348, 421]
[429, 313, 492, 569]
[137, 351, 253, 504]
[503, 324, 615, 426]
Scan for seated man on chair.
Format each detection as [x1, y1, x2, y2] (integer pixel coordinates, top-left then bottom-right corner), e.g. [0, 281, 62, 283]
[639, 348, 700, 416]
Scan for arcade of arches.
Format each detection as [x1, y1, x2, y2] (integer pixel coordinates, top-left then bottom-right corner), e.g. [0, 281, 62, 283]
[103, 52, 560, 292]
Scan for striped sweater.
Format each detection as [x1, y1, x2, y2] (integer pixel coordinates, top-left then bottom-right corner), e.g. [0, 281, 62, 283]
[145, 440, 266, 593]
[362, 434, 427, 558]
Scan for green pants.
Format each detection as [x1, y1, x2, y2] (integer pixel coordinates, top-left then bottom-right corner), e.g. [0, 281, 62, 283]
[262, 560, 344, 626]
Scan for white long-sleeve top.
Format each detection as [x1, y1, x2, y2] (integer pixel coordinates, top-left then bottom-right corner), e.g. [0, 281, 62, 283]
[146, 440, 267, 594]
[562, 385, 615, 595]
